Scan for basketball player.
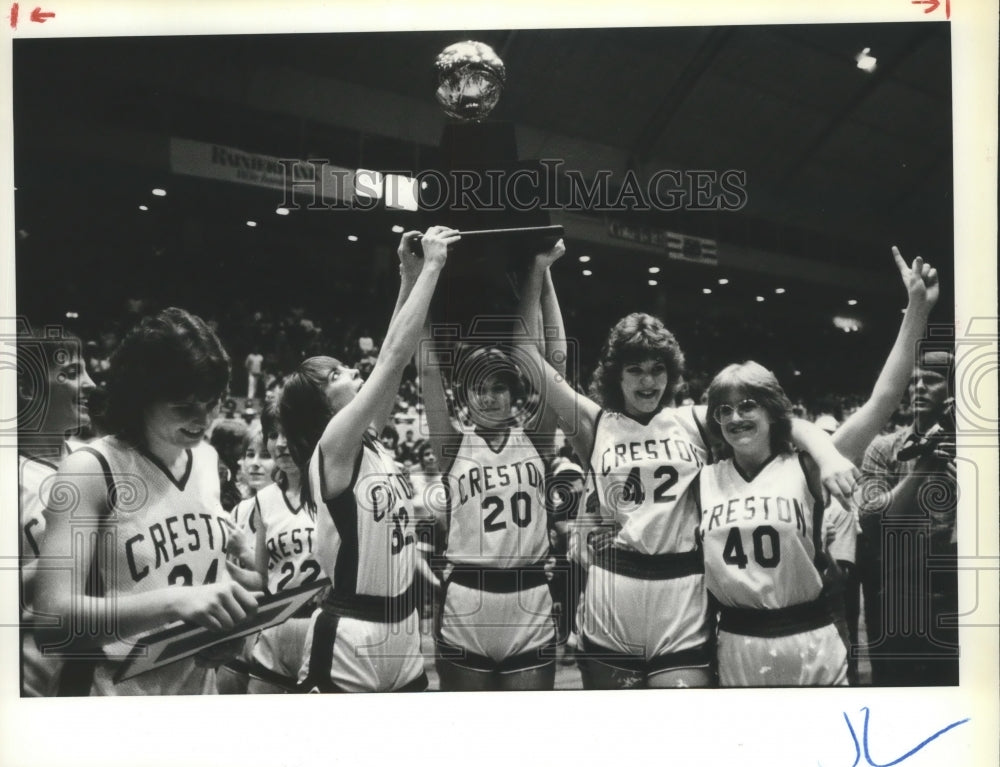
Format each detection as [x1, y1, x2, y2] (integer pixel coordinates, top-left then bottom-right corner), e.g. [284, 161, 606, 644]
[281, 226, 456, 693]
[417, 254, 567, 690]
[514, 244, 860, 689]
[34, 308, 259, 695]
[18, 323, 96, 695]
[699, 249, 939, 686]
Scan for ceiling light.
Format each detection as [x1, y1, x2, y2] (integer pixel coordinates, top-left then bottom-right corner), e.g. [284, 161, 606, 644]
[756, 296, 765, 302]
[718, 278, 729, 285]
[138, 205, 148, 211]
[775, 288, 786, 294]
[582, 270, 592, 277]
[348, 235, 359, 242]
[847, 299, 858, 306]
[702, 288, 712, 294]
[246, 220, 257, 227]
[648, 279, 658, 287]
[152, 188, 167, 197]
[648, 266, 661, 274]
[579, 255, 591, 263]
[856, 47, 877, 73]
[391, 225, 405, 234]
[275, 207, 290, 216]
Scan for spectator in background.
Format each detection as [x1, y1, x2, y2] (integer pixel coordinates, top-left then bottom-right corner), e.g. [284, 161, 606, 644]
[379, 424, 400, 455]
[397, 428, 418, 466]
[856, 349, 957, 686]
[210, 419, 249, 512]
[245, 350, 264, 401]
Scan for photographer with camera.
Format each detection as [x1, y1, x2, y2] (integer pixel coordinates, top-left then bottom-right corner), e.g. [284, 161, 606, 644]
[857, 348, 958, 685]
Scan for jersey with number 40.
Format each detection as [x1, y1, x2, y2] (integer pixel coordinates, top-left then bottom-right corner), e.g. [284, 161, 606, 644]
[698, 452, 824, 609]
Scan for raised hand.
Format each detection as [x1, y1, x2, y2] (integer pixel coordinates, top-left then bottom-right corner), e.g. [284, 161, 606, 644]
[893, 245, 940, 315]
[420, 225, 460, 270]
[397, 230, 424, 285]
[535, 238, 566, 269]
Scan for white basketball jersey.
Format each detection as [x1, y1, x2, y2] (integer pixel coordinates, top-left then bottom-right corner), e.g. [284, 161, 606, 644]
[231, 494, 258, 534]
[589, 407, 709, 555]
[19, 452, 65, 696]
[19, 454, 62, 607]
[699, 452, 823, 609]
[444, 427, 548, 566]
[79, 436, 231, 695]
[311, 435, 416, 599]
[254, 483, 321, 593]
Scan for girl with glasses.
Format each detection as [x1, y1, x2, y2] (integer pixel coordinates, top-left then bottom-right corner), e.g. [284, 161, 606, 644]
[699, 249, 939, 686]
[514, 245, 861, 689]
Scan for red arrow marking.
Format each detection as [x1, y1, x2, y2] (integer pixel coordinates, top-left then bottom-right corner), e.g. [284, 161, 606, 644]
[9, 3, 19, 29]
[30, 5, 54, 21]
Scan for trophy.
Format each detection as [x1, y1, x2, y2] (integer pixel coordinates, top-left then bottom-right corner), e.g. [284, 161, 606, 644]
[421, 41, 562, 337]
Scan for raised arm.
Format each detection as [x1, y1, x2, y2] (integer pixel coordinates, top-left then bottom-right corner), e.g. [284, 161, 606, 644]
[368, 231, 426, 433]
[522, 255, 569, 461]
[318, 226, 457, 498]
[833, 247, 939, 464]
[35, 451, 259, 645]
[417, 317, 463, 475]
[516, 240, 601, 468]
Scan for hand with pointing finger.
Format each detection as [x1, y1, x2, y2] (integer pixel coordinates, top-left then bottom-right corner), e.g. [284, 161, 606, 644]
[893, 245, 940, 317]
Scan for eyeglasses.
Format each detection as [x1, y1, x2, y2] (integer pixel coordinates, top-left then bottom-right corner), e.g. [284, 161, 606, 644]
[713, 399, 761, 423]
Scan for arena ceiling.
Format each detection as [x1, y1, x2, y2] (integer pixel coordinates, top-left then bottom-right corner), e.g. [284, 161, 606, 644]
[13, 23, 954, 327]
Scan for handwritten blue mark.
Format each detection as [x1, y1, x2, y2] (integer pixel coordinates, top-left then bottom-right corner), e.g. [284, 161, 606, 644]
[842, 707, 969, 767]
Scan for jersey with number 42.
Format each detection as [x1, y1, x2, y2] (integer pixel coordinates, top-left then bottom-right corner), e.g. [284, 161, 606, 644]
[699, 452, 823, 609]
[590, 407, 709, 555]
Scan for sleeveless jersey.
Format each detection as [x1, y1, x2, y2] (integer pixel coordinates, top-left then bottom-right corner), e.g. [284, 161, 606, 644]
[311, 435, 417, 599]
[698, 452, 823, 609]
[444, 427, 548, 566]
[19, 454, 62, 608]
[20, 452, 65, 696]
[81, 436, 231, 694]
[231, 493, 258, 535]
[589, 407, 709, 555]
[254, 483, 321, 593]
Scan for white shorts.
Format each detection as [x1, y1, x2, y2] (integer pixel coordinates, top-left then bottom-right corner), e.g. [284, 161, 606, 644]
[581, 565, 710, 666]
[718, 622, 848, 687]
[298, 609, 424, 693]
[247, 615, 314, 693]
[437, 579, 555, 670]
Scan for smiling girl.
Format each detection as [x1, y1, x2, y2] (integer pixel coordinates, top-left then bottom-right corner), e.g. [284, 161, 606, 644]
[699, 248, 939, 686]
[515, 245, 859, 689]
[35, 307, 259, 695]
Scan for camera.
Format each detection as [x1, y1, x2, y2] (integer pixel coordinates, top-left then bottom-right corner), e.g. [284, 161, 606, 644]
[896, 397, 956, 462]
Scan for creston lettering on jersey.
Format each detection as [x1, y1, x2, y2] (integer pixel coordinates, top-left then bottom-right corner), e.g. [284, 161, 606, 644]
[125, 513, 229, 582]
[702, 495, 807, 536]
[600, 438, 705, 476]
[266, 527, 316, 570]
[449, 460, 543, 506]
[363, 472, 415, 521]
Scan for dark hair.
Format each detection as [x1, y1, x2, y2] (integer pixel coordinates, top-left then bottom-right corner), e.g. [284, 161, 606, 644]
[210, 419, 249, 478]
[277, 356, 341, 509]
[706, 361, 794, 459]
[103, 308, 230, 446]
[260, 401, 280, 443]
[453, 345, 526, 424]
[380, 423, 399, 449]
[588, 313, 685, 412]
